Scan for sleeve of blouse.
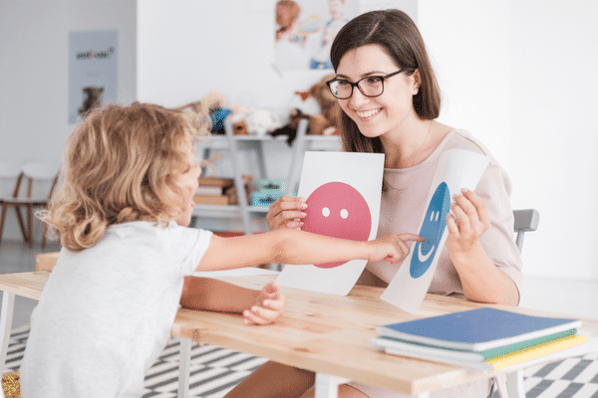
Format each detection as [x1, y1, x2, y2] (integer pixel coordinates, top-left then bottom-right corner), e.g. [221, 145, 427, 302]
[475, 159, 525, 300]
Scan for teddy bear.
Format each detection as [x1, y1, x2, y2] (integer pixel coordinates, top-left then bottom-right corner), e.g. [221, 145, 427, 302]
[78, 86, 104, 117]
[269, 74, 341, 145]
[302, 73, 341, 136]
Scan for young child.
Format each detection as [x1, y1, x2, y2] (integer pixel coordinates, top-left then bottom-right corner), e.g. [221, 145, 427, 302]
[20, 102, 421, 398]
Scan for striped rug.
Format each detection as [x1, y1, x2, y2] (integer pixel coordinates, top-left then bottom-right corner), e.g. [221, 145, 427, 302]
[4, 326, 598, 398]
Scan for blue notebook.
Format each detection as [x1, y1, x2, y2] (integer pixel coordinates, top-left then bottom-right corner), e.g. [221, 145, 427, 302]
[376, 308, 582, 352]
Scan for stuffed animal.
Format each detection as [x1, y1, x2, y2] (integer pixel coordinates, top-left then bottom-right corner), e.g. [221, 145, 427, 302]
[270, 108, 310, 145]
[295, 73, 341, 136]
[78, 86, 104, 117]
[199, 91, 231, 135]
[243, 109, 285, 136]
[270, 75, 341, 145]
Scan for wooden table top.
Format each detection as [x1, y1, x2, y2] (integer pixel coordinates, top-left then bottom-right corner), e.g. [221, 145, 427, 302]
[2, 271, 597, 396]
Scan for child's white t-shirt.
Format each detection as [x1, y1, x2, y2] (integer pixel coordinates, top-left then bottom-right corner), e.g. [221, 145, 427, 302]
[20, 221, 213, 398]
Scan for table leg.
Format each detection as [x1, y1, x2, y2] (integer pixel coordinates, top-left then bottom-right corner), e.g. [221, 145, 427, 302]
[0, 291, 15, 374]
[177, 338, 192, 398]
[314, 373, 430, 398]
[497, 370, 526, 398]
[314, 373, 350, 398]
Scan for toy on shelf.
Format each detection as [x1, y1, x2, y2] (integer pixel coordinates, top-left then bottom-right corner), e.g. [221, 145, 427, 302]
[242, 109, 286, 136]
[270, 74, 341, 145]
[198, 91, 231, 135]
[251, 179, 288, 208]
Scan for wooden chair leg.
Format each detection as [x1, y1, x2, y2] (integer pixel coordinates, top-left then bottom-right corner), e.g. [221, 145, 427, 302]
[13, 206, 29, 245]
[0, 205, 7, 245]
[27, 204, 33, 247]
[42, 222, 47, 249]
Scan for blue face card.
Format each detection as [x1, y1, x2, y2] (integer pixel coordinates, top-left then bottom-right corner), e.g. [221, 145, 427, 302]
[410, 182, 451, 278]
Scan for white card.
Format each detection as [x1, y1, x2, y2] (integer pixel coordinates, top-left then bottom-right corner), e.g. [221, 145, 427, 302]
[380, 149, 490, 313]
[276, 151, 385, 295]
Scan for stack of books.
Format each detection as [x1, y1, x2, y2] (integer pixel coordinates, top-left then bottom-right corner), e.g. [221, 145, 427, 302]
[193, 177, 234, 205]
[371, 308, 586, 371]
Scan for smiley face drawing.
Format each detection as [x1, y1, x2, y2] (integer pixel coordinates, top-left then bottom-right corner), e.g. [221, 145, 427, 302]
[301, 181, 372, 269]
[410, 182, 451, 279]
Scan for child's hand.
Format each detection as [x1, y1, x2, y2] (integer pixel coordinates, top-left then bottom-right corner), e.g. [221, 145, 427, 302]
[446, 189, 490, 254]
[243, 281, 286, 325]
[367, 233, 423, 263]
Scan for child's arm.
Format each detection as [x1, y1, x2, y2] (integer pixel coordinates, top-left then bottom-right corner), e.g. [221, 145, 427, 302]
[198, 229, 422, 272]
[179, 277, 285, 325]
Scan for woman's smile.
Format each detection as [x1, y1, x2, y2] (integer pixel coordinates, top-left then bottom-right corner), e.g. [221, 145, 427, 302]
[355, 107, 383, 121]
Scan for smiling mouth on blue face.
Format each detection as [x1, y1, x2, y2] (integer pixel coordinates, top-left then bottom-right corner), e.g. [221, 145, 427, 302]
[410, 182, 451, 279]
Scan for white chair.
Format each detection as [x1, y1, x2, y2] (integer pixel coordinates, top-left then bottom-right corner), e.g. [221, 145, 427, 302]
[0, 162, 59, 248]
[493, 209, 540, 398]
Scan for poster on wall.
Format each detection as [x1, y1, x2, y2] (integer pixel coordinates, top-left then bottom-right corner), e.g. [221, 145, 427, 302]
[274, 0, 359, 71]
[273, 0, 418, 71]
[276, 151, 384, 295]
[380, 149, 490, 314]
[68, 30, 118, 124]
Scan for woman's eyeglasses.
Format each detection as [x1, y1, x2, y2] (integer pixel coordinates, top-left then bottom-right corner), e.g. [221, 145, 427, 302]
[326, 70, 404, 100]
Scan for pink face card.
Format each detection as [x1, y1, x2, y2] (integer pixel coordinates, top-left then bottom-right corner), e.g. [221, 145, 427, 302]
[276, 151, 384, 295]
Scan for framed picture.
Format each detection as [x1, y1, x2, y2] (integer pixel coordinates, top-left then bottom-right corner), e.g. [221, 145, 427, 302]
[68, 30, 118, 124]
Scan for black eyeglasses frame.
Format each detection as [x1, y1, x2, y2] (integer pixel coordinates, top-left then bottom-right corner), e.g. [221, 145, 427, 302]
[325, 69, 404, 100]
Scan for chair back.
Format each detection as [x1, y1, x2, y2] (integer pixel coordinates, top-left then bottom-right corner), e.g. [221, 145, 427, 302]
[0, 162, 22, 200]
[17, 162, 59, 202]
[513, 209, 540, 254]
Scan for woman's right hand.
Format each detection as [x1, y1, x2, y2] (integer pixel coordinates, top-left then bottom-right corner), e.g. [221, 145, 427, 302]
[266, 195, 307, 230]
[367, 233, 424, 264]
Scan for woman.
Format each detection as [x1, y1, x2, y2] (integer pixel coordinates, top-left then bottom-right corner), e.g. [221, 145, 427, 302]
[226, 9, 523, 398]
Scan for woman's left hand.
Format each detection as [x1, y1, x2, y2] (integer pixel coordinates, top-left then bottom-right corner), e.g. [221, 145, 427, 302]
[445, 188, 490, 255]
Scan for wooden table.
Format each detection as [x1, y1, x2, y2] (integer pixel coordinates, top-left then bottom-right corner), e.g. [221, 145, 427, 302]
[1, 271, 597, 398]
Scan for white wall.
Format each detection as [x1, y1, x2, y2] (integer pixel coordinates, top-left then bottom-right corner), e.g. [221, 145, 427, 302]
[509, 1, 598, 280]
[419, 0, 598, 281]
[0, 0, 137, 239]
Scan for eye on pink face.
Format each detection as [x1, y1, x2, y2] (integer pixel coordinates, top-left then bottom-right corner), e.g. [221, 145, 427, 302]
[301, 182, 372, 268]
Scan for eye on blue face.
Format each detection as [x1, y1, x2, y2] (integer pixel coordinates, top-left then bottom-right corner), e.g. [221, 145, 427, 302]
[410, 182, 451, 279]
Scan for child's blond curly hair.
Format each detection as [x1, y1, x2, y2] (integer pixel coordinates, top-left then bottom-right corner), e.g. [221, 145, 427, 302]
[45, 102, 209, 252]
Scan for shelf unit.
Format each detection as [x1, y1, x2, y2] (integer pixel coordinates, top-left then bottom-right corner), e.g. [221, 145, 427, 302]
[192, 118, 341, 235]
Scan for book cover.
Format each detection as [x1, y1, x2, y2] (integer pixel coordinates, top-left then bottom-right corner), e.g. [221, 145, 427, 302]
[376, 308, 582, 351]
[371, 329, 577, 362]
[382, 334, 587, 372]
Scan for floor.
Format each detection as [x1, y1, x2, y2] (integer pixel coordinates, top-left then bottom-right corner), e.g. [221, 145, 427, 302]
[1, 239, 598, 398]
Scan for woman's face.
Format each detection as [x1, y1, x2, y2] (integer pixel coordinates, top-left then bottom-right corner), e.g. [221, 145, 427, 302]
[335, 44, 420, 139]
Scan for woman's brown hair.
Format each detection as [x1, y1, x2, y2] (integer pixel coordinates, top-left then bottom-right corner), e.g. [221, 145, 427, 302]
[330, 9, 441, 153]
[44, 102, 209, 252]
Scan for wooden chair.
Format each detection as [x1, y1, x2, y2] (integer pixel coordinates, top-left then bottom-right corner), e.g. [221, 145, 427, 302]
[0, 163, 28, 246]
[0, 162, 58, 248]
[493, 208, 540, 398]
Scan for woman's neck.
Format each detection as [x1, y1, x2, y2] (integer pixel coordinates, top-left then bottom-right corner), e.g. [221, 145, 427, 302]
[380, 119, 453, 169]
[380, 117, 432, 169]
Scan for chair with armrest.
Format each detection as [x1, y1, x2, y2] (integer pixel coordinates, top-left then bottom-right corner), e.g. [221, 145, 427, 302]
[493, 208, 540, 398]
